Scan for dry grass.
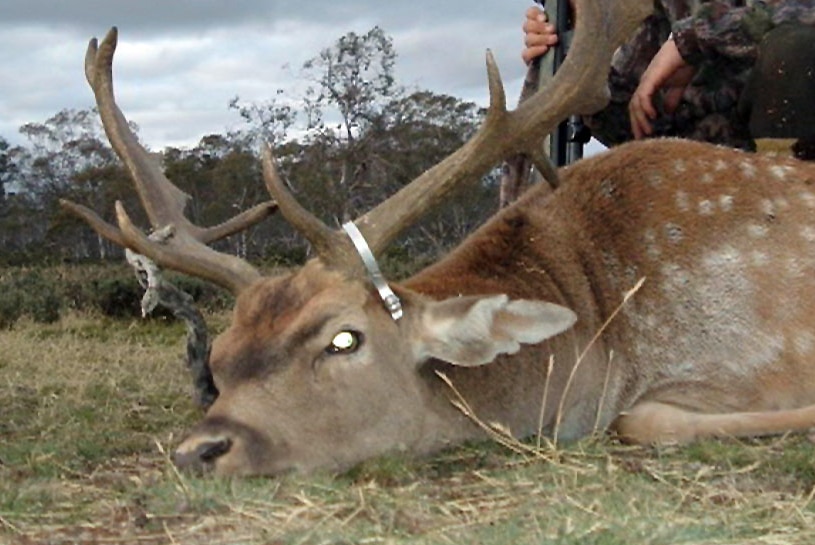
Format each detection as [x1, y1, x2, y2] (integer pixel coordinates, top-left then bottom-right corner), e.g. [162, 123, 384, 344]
[2, 313, 815, 544]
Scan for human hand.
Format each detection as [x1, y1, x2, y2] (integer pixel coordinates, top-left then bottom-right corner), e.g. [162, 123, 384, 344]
[522, 6, 559, 65]
[629, 38, 696, 139]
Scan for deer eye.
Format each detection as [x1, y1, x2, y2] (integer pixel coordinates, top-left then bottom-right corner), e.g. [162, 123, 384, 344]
[325, 330, 363, 355]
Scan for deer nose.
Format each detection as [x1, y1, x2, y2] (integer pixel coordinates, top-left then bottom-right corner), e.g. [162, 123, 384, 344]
[173, 436, 232, 472]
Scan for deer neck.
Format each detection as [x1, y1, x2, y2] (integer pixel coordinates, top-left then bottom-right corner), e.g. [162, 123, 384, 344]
[402, 193, 625, 442]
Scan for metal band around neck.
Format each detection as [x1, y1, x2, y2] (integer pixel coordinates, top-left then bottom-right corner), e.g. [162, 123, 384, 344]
[341, 221, 403, 321]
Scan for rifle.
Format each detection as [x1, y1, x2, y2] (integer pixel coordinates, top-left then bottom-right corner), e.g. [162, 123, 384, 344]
[498, 0, 590, 207]
[535, 0, 590, 166]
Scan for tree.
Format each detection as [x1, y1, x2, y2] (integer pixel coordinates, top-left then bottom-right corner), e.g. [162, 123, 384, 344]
[228, 91, 295, 149]
[2, 28, 498, 268]
[233, 27, 497, 265]
[12, 108, 133, 261]
[0, 136, 10, 202]
[374, 91, 497, 261]
[163, 133, 276, 261]
[303, 26, 397, 140]
[0, 137, 34, 264]
[298, 26, 400, 224]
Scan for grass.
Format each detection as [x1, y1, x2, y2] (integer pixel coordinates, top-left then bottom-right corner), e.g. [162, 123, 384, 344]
[2, 314, 815, 544]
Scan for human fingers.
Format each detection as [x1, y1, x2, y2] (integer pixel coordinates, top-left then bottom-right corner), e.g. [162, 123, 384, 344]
[525, 5, 547, 22]
[522, 45, 552, 64]
[522, 14, 556, 39]
[522, 7, 558, 64]
[629, 93, 655, 139]
[522, 30, 558, 65]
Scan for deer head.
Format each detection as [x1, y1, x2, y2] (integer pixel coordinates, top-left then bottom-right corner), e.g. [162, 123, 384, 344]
[64, 0, 653, 475]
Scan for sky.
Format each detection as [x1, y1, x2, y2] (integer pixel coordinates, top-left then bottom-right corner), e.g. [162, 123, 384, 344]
[0, 0, 534, 150]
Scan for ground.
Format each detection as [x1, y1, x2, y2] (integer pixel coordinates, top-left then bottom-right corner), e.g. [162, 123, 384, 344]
[2, 314, 815, 544]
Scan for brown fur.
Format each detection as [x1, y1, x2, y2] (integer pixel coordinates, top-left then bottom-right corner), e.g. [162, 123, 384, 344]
[174, 139, 815, 475]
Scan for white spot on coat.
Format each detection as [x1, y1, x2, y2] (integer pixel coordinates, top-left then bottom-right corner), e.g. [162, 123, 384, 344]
[676, 191, 690, 212]
[660, 262, 690, 287]
[748, 224, 769, 238]
[770, 165, 794, 180]
[751, 251, 769, 266]
[702, 245, 743, 270]
[787, 258, 806, 278]
[698, 200, 714, 215]
[794, 332, 815, 356]
[799, 192, 815, 209]
[801, 226, 815, 243]
[760, 199, 777, 219]
[600, 178, 616, 199]
[739, 161, 757, 178]
[647, 173, 663, 188]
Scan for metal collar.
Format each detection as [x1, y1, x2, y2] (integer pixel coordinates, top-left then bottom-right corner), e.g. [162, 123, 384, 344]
[342, 221, 403, 321]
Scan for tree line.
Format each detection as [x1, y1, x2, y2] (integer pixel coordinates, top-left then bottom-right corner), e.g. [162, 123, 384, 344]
[0, 27, 500, 274]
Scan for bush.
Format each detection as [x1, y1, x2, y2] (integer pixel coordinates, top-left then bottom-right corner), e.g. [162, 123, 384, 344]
[0, 270, 62, 328]
[0, 264, 235, 325]
[89, 274, 233, 318]
[0, 291, 22, 329]
[92, 276, 144, 318]
[168, 274, 233, 312]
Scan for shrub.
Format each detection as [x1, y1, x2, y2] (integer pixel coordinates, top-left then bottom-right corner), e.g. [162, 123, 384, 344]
[92, 276, 144, 318]
[0, 290, 22, 329]
[0, 270, 62, 328]
[0, 263, 234, 324]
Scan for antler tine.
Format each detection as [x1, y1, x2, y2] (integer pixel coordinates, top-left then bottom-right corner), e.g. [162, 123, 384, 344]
[353, 53, 510, 251]
[63, 27, 278, 294]
[261, 146, 361, 273]
[259, 56, 510, 275]
[84, 28, 191, 230]
[355, 0, 652, 255]
[114, 202, 263, 293]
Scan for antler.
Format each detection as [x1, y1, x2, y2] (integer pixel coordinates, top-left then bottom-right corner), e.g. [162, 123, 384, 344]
[61, 27, 277, 294]
[262, 0, 651, 267]
[261, 149, 362, 273]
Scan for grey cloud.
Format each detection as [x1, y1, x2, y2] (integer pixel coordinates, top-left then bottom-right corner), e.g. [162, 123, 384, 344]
[2, 0, 514, 34]
[0, 0, 531, 147]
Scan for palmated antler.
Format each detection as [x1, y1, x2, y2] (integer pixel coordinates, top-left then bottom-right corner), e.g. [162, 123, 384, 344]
[61, 28, 277, 294]
[261, 0, 652, 268]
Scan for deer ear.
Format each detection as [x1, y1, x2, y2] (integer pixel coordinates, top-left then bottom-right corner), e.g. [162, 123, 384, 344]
[414, 294, 576, 367]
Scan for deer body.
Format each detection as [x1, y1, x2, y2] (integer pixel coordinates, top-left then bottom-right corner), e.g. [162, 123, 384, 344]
[408, 138, 815, 446]
[415, 137, 815, 438]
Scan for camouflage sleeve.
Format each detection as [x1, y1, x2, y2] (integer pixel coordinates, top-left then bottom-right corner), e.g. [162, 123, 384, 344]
[672, 0, 815, 65]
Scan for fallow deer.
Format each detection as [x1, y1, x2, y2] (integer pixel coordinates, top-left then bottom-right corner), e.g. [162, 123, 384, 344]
[63, 0, 815, 476]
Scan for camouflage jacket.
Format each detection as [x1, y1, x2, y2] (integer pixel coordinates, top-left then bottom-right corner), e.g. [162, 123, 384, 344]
[592, 0, 815, 147]
[673, 0, 815, 65]
[611, 0, 815, 87]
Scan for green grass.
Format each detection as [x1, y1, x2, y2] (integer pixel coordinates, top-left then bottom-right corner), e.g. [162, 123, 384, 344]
[2, 315, 815, 544]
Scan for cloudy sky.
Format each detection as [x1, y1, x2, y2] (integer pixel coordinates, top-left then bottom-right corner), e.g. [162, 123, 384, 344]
[1, 0, 533, 150]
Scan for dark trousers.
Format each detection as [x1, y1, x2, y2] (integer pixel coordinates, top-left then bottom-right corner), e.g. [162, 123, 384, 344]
[740, 23, 815, 141]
